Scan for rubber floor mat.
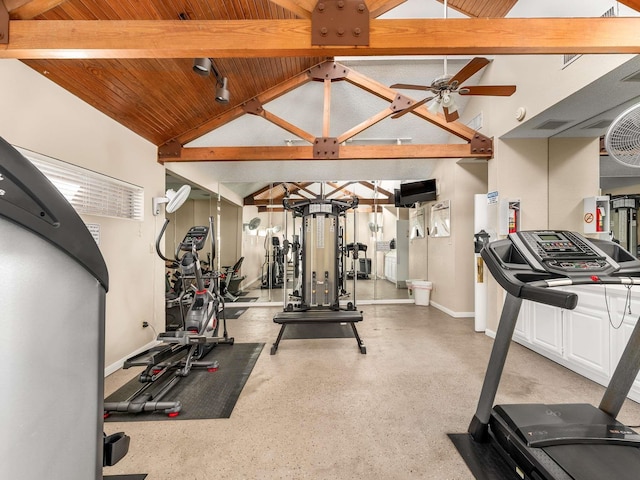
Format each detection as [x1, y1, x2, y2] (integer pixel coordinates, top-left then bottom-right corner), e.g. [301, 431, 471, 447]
[282, 322, 355, 339]
[105, 343, 263, 422]
[448, 433, 516, 480]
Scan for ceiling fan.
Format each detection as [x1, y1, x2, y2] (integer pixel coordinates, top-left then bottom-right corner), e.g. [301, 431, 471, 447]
[390, 57, 517, 122]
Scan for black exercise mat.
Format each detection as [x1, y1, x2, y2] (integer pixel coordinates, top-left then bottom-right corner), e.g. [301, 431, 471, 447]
[448, 433, 515, 480]
[223, 307, 247, 319]
[282, 322, 355, 339]
[104, 475, 147, 479]
[105, 343, 263, 422]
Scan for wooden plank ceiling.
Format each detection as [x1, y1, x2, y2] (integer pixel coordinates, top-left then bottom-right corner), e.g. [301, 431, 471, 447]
[3, 0, 640, 159]
[9, 0, 324, 146]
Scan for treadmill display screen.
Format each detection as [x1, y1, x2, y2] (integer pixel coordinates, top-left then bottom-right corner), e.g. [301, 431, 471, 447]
[538, 233, 561, 241]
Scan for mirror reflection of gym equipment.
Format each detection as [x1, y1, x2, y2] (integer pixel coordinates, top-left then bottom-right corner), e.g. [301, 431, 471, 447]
[271, 196, 366, 355]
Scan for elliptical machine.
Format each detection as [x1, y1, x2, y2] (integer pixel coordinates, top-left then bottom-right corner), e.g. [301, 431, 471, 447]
[104, 215, 233, 417]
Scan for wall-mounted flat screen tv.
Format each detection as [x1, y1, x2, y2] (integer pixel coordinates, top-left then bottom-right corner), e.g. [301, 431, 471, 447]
[394, 189, 415, 208]
[399, 179, 437, 205]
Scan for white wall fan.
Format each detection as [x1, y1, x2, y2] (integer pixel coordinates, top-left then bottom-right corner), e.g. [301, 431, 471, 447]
[243, 217, 262, 232]
[604, 102, 640, 167]
[152, 184, 191, 216]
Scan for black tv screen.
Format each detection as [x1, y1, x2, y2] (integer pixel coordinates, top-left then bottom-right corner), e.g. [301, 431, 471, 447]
[399, 179, 437, 204]
[394, 189, 415, 208]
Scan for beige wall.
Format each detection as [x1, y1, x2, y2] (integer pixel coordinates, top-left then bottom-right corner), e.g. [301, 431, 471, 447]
[0, 59, 165, 370]
[420, 161, 488, 315]
[549, 138, 601, 232]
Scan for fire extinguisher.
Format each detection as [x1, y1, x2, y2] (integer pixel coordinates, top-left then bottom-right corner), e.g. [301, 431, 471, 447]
[508, 205, 518, 234]
[596, 206, 605, 232]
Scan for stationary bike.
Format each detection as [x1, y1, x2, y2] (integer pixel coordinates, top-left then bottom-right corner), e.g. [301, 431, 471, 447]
[104, 216, 233, 417]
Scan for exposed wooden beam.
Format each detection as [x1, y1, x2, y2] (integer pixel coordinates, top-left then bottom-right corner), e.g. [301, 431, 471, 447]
[161, 143, 491, 162]
[268, 0, 314, 19]
[5, 0, 67, 20]
[175, 66, 316, 145]
[368, 0, 407, 18]
[359, 180, 393, 197]
[3, 18, 640, 59]
[255, 197, 388, 206]
[326, 181, 356, 198]
[344, 66, 477, 142]
[243, 182, 284, 205]
[269, 0, 407, 19]
[619, 1, 640, 13]
[435, 0, 517, 18]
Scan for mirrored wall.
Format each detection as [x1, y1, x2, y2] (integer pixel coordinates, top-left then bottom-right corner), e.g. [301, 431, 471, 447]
[238, 181, 414, 303]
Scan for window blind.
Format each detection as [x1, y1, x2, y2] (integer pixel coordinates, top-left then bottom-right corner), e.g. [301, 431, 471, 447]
[16, 146, 144, 221]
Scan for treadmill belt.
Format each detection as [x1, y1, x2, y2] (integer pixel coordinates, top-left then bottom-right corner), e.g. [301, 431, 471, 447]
[448, 434, 516, 479]
[544, 443, 640, 480]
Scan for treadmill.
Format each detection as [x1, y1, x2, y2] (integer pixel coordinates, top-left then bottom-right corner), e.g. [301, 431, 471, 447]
[468, 230, 640, 480]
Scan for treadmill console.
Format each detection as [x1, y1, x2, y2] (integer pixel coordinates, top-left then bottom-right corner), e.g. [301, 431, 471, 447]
[179, 226, 209, 252]
[510, 230, 619, 276]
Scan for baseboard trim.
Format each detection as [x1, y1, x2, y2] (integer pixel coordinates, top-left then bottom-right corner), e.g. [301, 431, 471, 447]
[429, 300, 475, 318]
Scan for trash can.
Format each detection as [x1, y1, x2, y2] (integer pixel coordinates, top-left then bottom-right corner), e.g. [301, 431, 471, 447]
[413, 281, 433, 306]
[405, 279, 422, 300]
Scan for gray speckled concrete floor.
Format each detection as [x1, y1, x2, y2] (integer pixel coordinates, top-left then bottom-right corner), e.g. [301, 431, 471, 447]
[103, 304, 640, 480]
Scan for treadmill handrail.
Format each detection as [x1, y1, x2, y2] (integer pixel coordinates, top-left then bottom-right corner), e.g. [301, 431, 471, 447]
[481, 246, 578, 310]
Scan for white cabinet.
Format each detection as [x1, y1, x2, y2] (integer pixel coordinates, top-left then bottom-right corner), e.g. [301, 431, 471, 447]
[384, 220, 409, 287]
[513, 285, 640, 402]
[385, 251, 397, 283]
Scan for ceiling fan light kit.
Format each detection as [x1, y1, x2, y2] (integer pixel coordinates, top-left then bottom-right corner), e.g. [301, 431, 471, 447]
[390, 57, 516, 122]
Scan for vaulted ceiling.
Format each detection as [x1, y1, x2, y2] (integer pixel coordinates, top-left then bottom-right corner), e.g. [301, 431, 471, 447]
[3, 0, 640, 169]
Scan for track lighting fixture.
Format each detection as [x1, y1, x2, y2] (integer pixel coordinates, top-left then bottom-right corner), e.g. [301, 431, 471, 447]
[191, 57, 230, 104]
[192, 58, 212, 77]
[215, 77, 230, 104]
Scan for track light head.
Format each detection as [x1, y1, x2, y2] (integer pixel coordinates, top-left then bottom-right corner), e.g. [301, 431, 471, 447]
[216, 77, 230, 104]
[192, 58, 211, 76]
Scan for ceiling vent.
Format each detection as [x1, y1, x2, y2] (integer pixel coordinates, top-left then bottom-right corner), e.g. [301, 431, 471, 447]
[534, 120, 571, 130]
[582, 120, 612, 130]
[563, 8, 615, 68]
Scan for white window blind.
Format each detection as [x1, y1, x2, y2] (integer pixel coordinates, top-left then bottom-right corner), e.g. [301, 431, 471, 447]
[15, 146, 144, 221]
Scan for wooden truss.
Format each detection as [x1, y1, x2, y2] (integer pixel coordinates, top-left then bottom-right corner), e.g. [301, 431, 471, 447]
[245, 180, 395, 210]
[158, 59, 493, 164]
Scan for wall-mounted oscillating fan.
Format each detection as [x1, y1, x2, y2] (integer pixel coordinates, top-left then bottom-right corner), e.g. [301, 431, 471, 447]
[243, 217, 261, 231]
[604, 103, 640, 167]
[390, 57, 517, 123]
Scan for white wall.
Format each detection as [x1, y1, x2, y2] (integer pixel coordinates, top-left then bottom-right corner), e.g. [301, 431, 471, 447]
[0, 59, 165, 371]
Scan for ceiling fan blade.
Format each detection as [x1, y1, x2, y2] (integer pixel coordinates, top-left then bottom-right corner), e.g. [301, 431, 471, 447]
[390, 83, 431, 91]
[391, 97, 431, 119]
[449, 57, 490, 86]
[458, 85, 517, 96]
[443, 107, 459, 123]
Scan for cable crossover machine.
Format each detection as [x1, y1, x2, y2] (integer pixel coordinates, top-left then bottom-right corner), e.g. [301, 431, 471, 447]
[271, 195, 366, 355]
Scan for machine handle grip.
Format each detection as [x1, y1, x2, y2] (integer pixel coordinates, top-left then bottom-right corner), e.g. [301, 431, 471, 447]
[520, 284, 578, 310]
